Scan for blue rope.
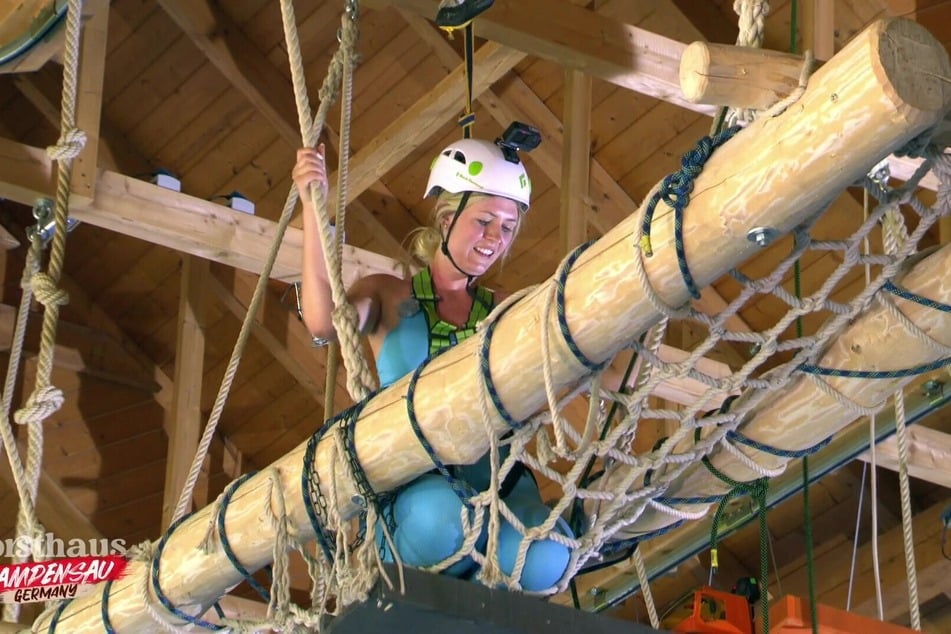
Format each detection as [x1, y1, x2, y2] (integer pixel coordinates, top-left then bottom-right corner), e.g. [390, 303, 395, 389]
[406, 351, 479, 505]
[479, 298, 523, 429]
[150, 513, 227, 630]
[726, 429, 833, 458]
[885, 281, 951, 312]
[215, 471, 270, 602]
[555, 241, 609, 372]
[46, 597, 72, 632]
[798, 356, 951, 379]
[798, 282, 951, 378]
[639, 125, 741, 299]
[303, 407, 358, 561]
[657, 493, 725, 506]
[101, 579, 115, 633]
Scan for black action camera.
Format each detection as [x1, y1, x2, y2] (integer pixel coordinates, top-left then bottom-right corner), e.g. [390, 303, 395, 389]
[496, 121, 541, 163]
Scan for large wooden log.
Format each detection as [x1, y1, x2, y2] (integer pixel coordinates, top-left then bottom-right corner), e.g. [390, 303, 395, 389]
[34, 18, 951, 632]
[600, 242, 951, 537]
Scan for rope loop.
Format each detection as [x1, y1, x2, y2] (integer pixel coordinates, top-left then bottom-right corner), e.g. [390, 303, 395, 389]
[46, 128, 87, 161]
[30, 271, 70, 308]
[14, 386, 65, 426]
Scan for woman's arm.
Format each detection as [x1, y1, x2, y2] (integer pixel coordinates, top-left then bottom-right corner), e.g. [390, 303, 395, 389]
[294, 146, 379, 340]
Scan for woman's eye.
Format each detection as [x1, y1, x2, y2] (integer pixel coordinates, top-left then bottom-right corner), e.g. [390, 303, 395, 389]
[502, 225, 514, 234]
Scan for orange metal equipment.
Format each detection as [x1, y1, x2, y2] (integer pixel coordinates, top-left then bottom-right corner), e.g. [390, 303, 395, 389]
[767, 595, 920, 634]
[670, 586, 754, 633]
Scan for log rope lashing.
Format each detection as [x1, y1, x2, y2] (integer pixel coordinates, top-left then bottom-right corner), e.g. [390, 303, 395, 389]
[588, 142, 947, 540]
[0, 0, 84, 626]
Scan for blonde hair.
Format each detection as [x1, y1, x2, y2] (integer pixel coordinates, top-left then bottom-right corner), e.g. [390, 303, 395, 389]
[405, 191, 524, 268]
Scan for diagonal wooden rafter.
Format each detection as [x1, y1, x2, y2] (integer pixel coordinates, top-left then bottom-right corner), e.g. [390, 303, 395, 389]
[208, 266, 349, 413]
[155, 0, 411, 260]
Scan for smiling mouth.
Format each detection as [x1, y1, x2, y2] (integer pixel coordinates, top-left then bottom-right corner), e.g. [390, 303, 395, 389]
[474, 247, 495, 257]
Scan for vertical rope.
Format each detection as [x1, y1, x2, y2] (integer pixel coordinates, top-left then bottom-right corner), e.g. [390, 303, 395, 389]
[280, 0, 376, 402]
[631, 549, 659, 629]
[2, 0, 85, 624]
[881, 183, 921, 630]
[892, 391, 921, 629]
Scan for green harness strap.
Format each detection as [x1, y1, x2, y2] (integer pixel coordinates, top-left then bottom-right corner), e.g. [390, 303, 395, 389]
[411, 267, 494, 356]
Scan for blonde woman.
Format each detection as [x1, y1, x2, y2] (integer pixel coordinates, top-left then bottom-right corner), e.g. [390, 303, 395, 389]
[294, 136, 572, 590]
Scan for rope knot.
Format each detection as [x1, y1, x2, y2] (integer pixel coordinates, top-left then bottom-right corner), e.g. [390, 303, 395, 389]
[14, 386, 65, 425]
[30, 272, 69, 308]
[46, 128, 87, 161]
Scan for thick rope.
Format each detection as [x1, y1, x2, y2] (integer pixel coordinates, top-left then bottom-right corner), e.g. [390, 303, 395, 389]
[631, 548, 659, 629]
[892, 391, 921, 629]
[3, 0, 84, 625]
[281, 0, 376, 401]
[882, 205, 922, 630]
[170, 0, 361, 525]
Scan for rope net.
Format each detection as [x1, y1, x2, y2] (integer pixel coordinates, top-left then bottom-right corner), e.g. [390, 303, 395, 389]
[29, 0, 951, 631]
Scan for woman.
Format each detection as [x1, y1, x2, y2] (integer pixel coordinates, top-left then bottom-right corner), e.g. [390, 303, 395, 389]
[294, 137, 572, 591]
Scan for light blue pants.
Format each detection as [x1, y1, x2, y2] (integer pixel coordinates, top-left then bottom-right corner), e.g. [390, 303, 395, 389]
[378, 457, 573, 591]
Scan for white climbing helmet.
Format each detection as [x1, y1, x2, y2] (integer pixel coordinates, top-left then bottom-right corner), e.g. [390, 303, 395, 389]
[424, 138, 532, 210]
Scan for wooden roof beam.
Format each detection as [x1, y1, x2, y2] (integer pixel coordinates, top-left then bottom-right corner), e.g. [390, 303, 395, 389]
[162, 256, 211, 529]
[0, 137, 403, 283]
[70, 0, 109, 202]
[208, 267, 348, 412]
[858, 425, 951, 489]
[560, 69, 590, 254]
[366, 0, 714, 114]
[0, 303, 159, 392]
[155, 0, 411, 261]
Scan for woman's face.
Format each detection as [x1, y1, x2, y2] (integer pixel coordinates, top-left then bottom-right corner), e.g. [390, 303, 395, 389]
[442, 195, 520, 277]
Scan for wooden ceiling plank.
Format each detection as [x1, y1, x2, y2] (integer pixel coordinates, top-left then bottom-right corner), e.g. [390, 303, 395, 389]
[560, 69, 591, 255]
[858, 425, 951, 488]
[162, 255, 211, 529]
[157, 0, 414, 260]
[0, 462, 103, 543]
[0, 303, 159, 392]
[208, 267, 343, 413]
[13, 66, 154, 177]
[70, 0, 110, 202]
[155, 0, 299, 148]
[0, 137, 404, 283]
[366, 0, 714, 115]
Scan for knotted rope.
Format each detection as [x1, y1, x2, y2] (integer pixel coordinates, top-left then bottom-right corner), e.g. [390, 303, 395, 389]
[2, 0, 84, 624]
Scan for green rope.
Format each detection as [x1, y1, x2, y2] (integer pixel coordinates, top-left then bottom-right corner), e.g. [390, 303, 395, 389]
[789, 1, 819, 628]
[704, 456, 770, 634]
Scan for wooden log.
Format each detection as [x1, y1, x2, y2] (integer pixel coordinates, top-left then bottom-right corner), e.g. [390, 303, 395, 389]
[33, 18, 951, 632]
[679, 42, 807, 110]
[602, 242, 951, 536]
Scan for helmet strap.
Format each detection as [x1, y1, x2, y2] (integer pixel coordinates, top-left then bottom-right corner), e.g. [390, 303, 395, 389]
[440, 191, 478, 285]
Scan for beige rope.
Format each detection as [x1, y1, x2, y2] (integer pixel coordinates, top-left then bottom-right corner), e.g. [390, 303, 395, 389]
[281, 0, 376, 402]
[2, 0, 84, 624]
[169, 0, 362, 526]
